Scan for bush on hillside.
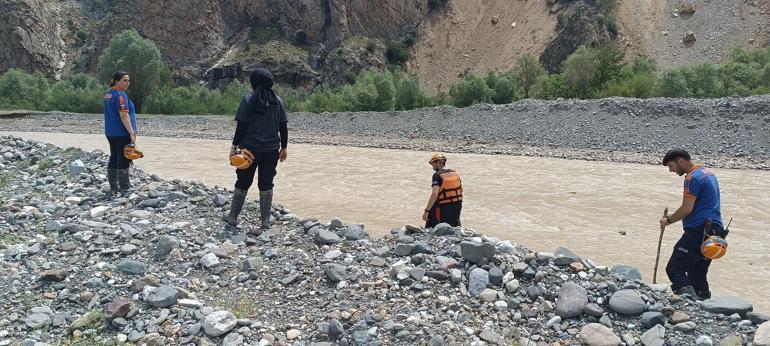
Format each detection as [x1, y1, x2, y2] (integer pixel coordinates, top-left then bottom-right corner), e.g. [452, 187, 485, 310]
[485, 71, 523, 104]
[449, 74, 493, 107]
[530, 74, 574, 100]
[515, 53, 547, 97]
[350, 70, 396, 111]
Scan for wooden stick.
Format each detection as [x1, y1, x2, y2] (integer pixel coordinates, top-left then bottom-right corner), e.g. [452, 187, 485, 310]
[653, 207, 669, 284]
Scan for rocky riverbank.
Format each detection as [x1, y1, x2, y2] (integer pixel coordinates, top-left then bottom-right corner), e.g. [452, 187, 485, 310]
[2, 136, 770, 344]
[1, 94, 769, 170]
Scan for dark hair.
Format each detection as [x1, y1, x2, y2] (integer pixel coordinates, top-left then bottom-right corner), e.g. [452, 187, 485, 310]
[662, 149, 691, 165]
[109, 71, 129, 87]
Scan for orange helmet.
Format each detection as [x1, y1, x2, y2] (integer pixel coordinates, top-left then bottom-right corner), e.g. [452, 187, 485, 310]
[701, 236, 728, 260]
[124, 144, 144, 160]
[230, 147, 254, 169]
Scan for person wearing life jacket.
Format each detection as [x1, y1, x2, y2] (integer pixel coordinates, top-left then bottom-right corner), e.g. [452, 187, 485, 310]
[223, 68, 288, 233]
[422, 152, 463, 228]
[660, 149, 725, 300]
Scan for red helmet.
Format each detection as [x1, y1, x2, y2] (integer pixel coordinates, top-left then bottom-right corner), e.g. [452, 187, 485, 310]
[124, 144, 144, 160]
[701, 236, 728, 260]
[230, 147, 254, 169]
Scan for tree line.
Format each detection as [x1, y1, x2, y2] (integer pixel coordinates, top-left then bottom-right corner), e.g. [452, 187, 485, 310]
[1, 29, 769, 115]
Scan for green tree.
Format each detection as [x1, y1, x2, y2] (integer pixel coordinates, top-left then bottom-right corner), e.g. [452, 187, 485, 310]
[449, 74, 492, 107]
[0, 69, 50, 110]
[98, 29, 166, 112]
[514, 53, 546, 97]
[394, 73, 430, 110]
[47, 74, 105, 113]
[562, 46, 599, 98]
[485, 71, 523, 104]
[350, 70, 396, 111]
[659, 68, 691, 98]
[688, 62, 723, 98]
[594, 44, 626, 90]
[530, 74, 574, 99]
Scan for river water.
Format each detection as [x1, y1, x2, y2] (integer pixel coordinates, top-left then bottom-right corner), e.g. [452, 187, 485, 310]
[3, 131, 768, 312]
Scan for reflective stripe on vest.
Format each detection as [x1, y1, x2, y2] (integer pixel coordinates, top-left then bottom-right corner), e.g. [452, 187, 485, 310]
[438, 171, 463, 204]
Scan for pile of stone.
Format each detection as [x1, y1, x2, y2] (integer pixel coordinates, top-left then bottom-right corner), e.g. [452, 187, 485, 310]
[1, 135, 768, 345]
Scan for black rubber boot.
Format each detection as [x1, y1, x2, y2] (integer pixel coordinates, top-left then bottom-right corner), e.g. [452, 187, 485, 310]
[259, 189, 273, 231]
[675, 285, 697, 299]
[117, 168, 131, 193]
[223, 188, 247, 227]
[106, 168, 119, 199]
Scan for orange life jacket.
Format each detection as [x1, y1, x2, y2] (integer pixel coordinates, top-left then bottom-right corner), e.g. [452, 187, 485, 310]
[438, 170, 463, 204]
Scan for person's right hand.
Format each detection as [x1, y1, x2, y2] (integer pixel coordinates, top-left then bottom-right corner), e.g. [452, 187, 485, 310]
[130, 133, 136, 144]
[229, 145, 236, 160]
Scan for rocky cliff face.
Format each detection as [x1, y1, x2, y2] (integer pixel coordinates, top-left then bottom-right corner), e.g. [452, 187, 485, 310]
[0, 0, 430, 87]
[1, 0, 767, 89]
[0, 0, 69, 78]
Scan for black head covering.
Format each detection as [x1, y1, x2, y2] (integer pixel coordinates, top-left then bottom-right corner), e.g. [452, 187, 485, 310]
[248, 68, 278, 113]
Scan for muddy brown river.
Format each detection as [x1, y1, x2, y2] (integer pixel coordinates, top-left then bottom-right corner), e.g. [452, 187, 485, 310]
[4, 131, 769, 312]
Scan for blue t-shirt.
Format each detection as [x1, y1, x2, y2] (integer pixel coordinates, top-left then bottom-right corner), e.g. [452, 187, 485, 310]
[682, 165, 723, 228]
[103, 88, 138, 137]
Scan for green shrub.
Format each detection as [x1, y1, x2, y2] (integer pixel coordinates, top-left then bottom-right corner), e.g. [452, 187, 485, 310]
[530, 74, 574, 100]
[302, 88, 351, 113]
[515, 53, 546, 97]
[403, 32, 417, 47]
[485, 71, 523, 104]
[449, 74, 492, 107]
[385, 42, 410, 65]
[0, 69, 50, 110]
[47, 74, 104, 113]
[350, 70, 396, 111]
[394, 73, 430, 110]
[659, 68, 691, 97]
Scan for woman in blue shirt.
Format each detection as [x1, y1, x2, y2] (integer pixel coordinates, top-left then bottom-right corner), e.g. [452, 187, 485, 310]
[103, 71, 139, 198]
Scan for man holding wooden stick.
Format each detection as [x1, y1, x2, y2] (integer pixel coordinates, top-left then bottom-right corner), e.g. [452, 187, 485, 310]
[659, 149, 725, 300]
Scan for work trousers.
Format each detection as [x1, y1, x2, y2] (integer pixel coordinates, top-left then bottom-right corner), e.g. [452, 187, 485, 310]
[234, 150, 279, 191]
[107, 136, 132, 169]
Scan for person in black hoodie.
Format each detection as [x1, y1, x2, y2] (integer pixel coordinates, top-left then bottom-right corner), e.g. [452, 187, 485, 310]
[223, 68, 288, 233]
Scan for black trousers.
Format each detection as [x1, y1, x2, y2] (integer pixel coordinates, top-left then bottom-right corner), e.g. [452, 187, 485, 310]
[235, 150, 279, 191]
[106, 136, 132, 169]
[426, 202, 462, 228]
[666, 223, 725, 294]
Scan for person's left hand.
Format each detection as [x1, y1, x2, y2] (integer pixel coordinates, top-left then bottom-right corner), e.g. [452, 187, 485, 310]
[422, 211, 429, 222]
[279, 148, 288, 162]
[659, 217, 669, 230]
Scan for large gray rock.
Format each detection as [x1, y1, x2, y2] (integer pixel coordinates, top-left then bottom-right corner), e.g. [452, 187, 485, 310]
[203, 310, 237, 337]
[460, 241, 496, 265]
[393, 243, 414, 256]
[749, 312, 770, 325]
[213, 194, 228, 207]
[25, 312, 52, 329]
[200, 253, 220, 269]
[433, 223, 458, 236]
[610, 264, 642, 281]
[155, 235, 179, 261]
[117, 260, 146, 276]
[640, 324, 665, 346]
[222, 332, 244, 346]
[641, 311, 666, 329]
[145, 285, 179, 308]
[609, 290, 646, 315]
[755, 321, 770, 346]
[105, 298, 131, 320]
[699, 296, 753, 317]
[68, 159, 86, 177]
[553, 246, 580, 266]
[315, 229, 341, 244]
[579, 323, 622, 346]
[324, 264, 347, 282]
[556, 282, 588, 318]
[343, 224, 367, 240]
[468, 268, 490, 297]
